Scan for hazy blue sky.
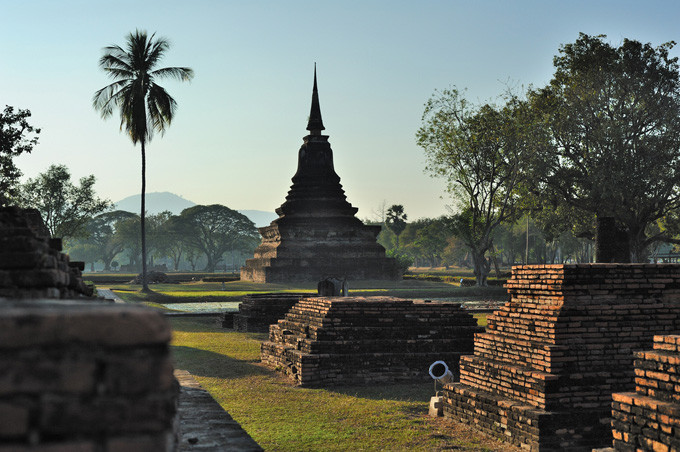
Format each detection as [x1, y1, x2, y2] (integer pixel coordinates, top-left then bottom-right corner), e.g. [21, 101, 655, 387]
[2, 0, 680, 220]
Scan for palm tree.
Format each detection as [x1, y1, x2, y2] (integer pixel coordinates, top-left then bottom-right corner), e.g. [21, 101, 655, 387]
[93, 30, 193, 291]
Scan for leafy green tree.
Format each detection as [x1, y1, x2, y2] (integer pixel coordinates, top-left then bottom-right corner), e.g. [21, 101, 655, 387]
[441, 235, 469, 268]
[413, 218, 451, 267]
[148, 211, 187, 271]
[71, 210, 137, 271]
[67, 242, 100, 272]
[529, 33, 680, 262]
[18, 164, 110, 240]
[417, 89, 531, 285]
[115, 215, 142, 270]
[385, 204, 408, 247]
[93, 30, 194, 290]
[177, 205, 259, 272]
[0, 106, 40, 206]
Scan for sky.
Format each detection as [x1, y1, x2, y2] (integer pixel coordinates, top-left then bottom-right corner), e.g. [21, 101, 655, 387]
[2, 0, 680, 221]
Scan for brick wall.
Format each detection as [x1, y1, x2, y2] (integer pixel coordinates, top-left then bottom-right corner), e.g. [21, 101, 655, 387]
[611, 335, 680, 451]
[0, 207, 93, 298]
[444, 264, 680, 451]
[0, 299, 178, 451]
[229, 292, 311, 332]
[261, 296, 481, 386]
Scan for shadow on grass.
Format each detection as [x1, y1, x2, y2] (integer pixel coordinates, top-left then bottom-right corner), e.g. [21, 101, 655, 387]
[172, 345, 270, 380]
[328, 381, 433, 402]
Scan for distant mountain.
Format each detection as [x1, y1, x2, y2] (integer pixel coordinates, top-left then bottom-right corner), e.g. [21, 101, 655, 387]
[113, 192, 278, 227]
[114, 192, 196, 215]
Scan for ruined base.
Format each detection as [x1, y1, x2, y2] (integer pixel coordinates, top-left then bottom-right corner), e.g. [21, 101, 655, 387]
[611, 335, 680, 451]
[0, 299, 177, 450]
[260, 296, 481, 386]
[445, 384, 612, 451]
[230, 292, 311, 333]
[444, 264, 680, 451]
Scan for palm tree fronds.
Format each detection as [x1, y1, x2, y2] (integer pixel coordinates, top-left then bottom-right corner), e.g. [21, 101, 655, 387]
[151, 66, 194, 82]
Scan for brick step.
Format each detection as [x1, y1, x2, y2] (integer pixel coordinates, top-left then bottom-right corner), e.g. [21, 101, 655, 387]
[261, 340, 470, 386]
[473, 332, 563, 372]
[269, 323, 479, 342]
[459, 355, 557, 409]
[444, 382, 613, 451]
[632, 351, 680, 404]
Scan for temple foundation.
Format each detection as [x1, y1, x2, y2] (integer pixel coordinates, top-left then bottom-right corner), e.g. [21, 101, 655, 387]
[444, 264, 680, 451]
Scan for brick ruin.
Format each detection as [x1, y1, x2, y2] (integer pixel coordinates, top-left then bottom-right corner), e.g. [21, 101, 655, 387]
[0, 299, 178, 450]
[240, 69, 399, 283]
[0, 206, 93, 298]
[228, 292, 311, 332]
[261, 296, 482, 386]
[611, 335, 680, 451]
[444, 264, 680, 451]
[0, 207, 179, 450]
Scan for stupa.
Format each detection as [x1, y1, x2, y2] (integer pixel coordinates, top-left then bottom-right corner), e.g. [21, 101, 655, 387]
[240, 69, 399, 283]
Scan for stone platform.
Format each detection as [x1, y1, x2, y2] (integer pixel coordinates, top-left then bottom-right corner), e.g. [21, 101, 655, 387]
[228, 292, 311, 333]
[0, 298, 177, 450]
[444, 264, 680, 451]
[0, 206, 93, 298]
[261, 296, 481, 386]
[611, 335, 680, 451]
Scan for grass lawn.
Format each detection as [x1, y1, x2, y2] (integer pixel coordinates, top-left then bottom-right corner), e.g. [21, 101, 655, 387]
[171, 317, 515, 451]
[107, 278, 508, 306]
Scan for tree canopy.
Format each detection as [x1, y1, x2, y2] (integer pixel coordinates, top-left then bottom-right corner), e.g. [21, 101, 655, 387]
[416, 89, 531, 285]
[18, 164, 110, 240]
[77, 210, 137, 270]
[385, 204, 407, 246]
[529, 33, 680, 261]
[0, 106, 40, 206]
[177, 204, 259, 272]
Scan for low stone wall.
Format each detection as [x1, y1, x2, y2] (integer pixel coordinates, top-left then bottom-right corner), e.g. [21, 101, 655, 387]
[444, 264, 680, 451]
[0, 206, 93, 298]
[261, 296, 481, 386]
[611, 335, 680, 451]
[0, 299, 178, 450]
[229, 292, 311, 332]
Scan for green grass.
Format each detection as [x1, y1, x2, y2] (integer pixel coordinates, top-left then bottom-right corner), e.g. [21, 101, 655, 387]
[171, 318, 514, 451]
[473, 313, 488, 328]
[105, 279, 507, 306]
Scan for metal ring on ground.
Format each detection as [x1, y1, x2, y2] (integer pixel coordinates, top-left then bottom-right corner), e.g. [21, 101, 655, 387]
[429, 360, 449, 380]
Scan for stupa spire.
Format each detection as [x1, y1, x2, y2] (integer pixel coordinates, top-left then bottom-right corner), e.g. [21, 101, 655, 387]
[306, 64, 325, 134]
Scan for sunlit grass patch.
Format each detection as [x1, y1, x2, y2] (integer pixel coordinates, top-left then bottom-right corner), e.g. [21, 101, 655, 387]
[170, 318, 516, 451]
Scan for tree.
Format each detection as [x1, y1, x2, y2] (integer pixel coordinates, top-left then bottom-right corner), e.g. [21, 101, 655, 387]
[416, 89, 531, 285]
[385, 204, 408, 247]
[93, 30, 194, 291]
[177, 204, 259, 273]
[67, 242, 100, 272]
[0, 106, 40, 206]
[529, 33, 680, 262]
[412, 218, 451, 267]
[18, 164, 110, 240]
[72, 210, 137, 271]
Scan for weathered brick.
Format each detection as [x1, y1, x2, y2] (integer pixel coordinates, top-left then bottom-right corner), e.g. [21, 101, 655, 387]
[261, 296, 481, 386]
[445, 264, 680, 451]
[105, 434, 173, 452]
[0, 303, 171, 348]
[0, 401, 29, 436]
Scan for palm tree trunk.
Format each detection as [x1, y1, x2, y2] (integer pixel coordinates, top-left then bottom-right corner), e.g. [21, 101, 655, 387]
[141, 140, 149, 292]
